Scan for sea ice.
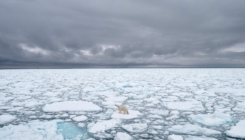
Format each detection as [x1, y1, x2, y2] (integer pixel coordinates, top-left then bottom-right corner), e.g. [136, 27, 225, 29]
[1, 69, 245, 140]
[233, 101, 245, 112]
[185, 136, 218, 140]
[0, 114, 16, 125]
[94, 132, 113, 138]
[88, 119, 121, 133]
[148, 115, 162, 119]
[168, 134, 183, 140]
[106, 97, 128, 102]
[56, 121, 86, 139]
[0, 120, 64, 139]
[168, 124, 221, 135]
[111, 110, 142, 119]
[42, 101, 102, 112]
[122, 123, 148, 133]
[226, 120, 245, 139]
[72, 115, 88, 122]
[189, 112, 233, 126]
[78, 123, 85, 128]
[149, 109, 169, 116]
[6, 107, 23, 112]
[163, 101, 205, 111]
[114, 132, 134, 140]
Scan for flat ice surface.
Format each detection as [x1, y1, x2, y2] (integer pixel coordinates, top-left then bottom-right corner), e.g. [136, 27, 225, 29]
[122, 123, 148, 133]
[114, 132, 134, 140]
[168, 124, 221, 135]
[0, 120, 62, 140]
[226, 120, 245, 139]
[0, 69, 245, 139]
[168, 134, 183, 140]
[0, 115, 16, 125]
[72, 115, 88, 122]
[111, 110, 142, 119]
[163, 101, 205, 111]
[189, 112, 233, 126]
[88, 119, 121, 133]
[185, 136, 218, 140]
[43, 101, 102, 112]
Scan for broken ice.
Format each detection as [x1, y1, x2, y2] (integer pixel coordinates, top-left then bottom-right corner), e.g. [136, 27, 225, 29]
[0, 69, 245, 139]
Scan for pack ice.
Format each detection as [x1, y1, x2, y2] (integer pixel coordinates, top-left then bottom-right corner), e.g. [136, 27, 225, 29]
[0, 69, 245, 140]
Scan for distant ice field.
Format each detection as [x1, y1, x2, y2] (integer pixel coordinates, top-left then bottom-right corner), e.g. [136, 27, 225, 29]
[0, 69, 245, 140]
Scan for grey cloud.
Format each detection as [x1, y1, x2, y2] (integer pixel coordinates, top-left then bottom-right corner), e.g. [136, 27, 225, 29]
[1, 0, 245, 68]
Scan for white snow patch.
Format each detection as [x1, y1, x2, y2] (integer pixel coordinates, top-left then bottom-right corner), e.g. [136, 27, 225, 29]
[226, 120, 245, 139]
[43, 101, 102, 112]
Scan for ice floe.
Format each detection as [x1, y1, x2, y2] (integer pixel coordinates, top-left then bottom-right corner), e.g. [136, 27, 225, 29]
[226, 120, 245, 139]
[114, 132, 134, 140]
[0, 114, 16, 125]
[111, 110, 142, 119]
[88, 119, 121, 133]
[122, 123, 148, 133]
[72, 115, 88, 122]
[163, 101, 205, 111]
[1, 69, 245, 140]
[168, 124, 221, 135]
[0, 120, 65, 139]
[42, 101, 102, 112]
[106, 97, 128, 102]
[168, 134, 183, 140]
[185, 136, 218, 140]
[189, 112, 233, 126]
[149, 109, 169, 116]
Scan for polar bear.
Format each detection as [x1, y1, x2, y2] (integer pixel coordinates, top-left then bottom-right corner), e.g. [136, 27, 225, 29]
[115, 104, 129, 114]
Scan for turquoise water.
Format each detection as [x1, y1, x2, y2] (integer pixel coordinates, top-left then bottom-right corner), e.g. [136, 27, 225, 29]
[57, 122, 87, 140]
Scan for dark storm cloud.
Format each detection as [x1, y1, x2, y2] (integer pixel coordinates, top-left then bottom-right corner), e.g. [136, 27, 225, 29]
[1, 0, 245, 68]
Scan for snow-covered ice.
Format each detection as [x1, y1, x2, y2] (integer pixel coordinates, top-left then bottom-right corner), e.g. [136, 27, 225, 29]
[0, 115, 16, 125]
[226, 120, 245, 139]
[88, 119, 121, 133]
[122, 123, 148, 133]
[0, 120, 86, 140]
[185, 136, 218, 140]
[168, 123, 221, 135]
[42, 101, 102, 112]
[189, 112, 233, 126]
[168, 134, 183, 140]
[163, 100, 205, 111]
[72, 115, 88, 122]
[0, 69, 245, 139]
[114, 132, 135, 140]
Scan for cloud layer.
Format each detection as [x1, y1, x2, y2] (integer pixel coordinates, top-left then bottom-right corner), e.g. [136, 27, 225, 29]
[1, 0, 245, 68]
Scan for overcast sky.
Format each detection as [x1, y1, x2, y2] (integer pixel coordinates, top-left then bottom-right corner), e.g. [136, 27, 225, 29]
[1, 0, 245, 68]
